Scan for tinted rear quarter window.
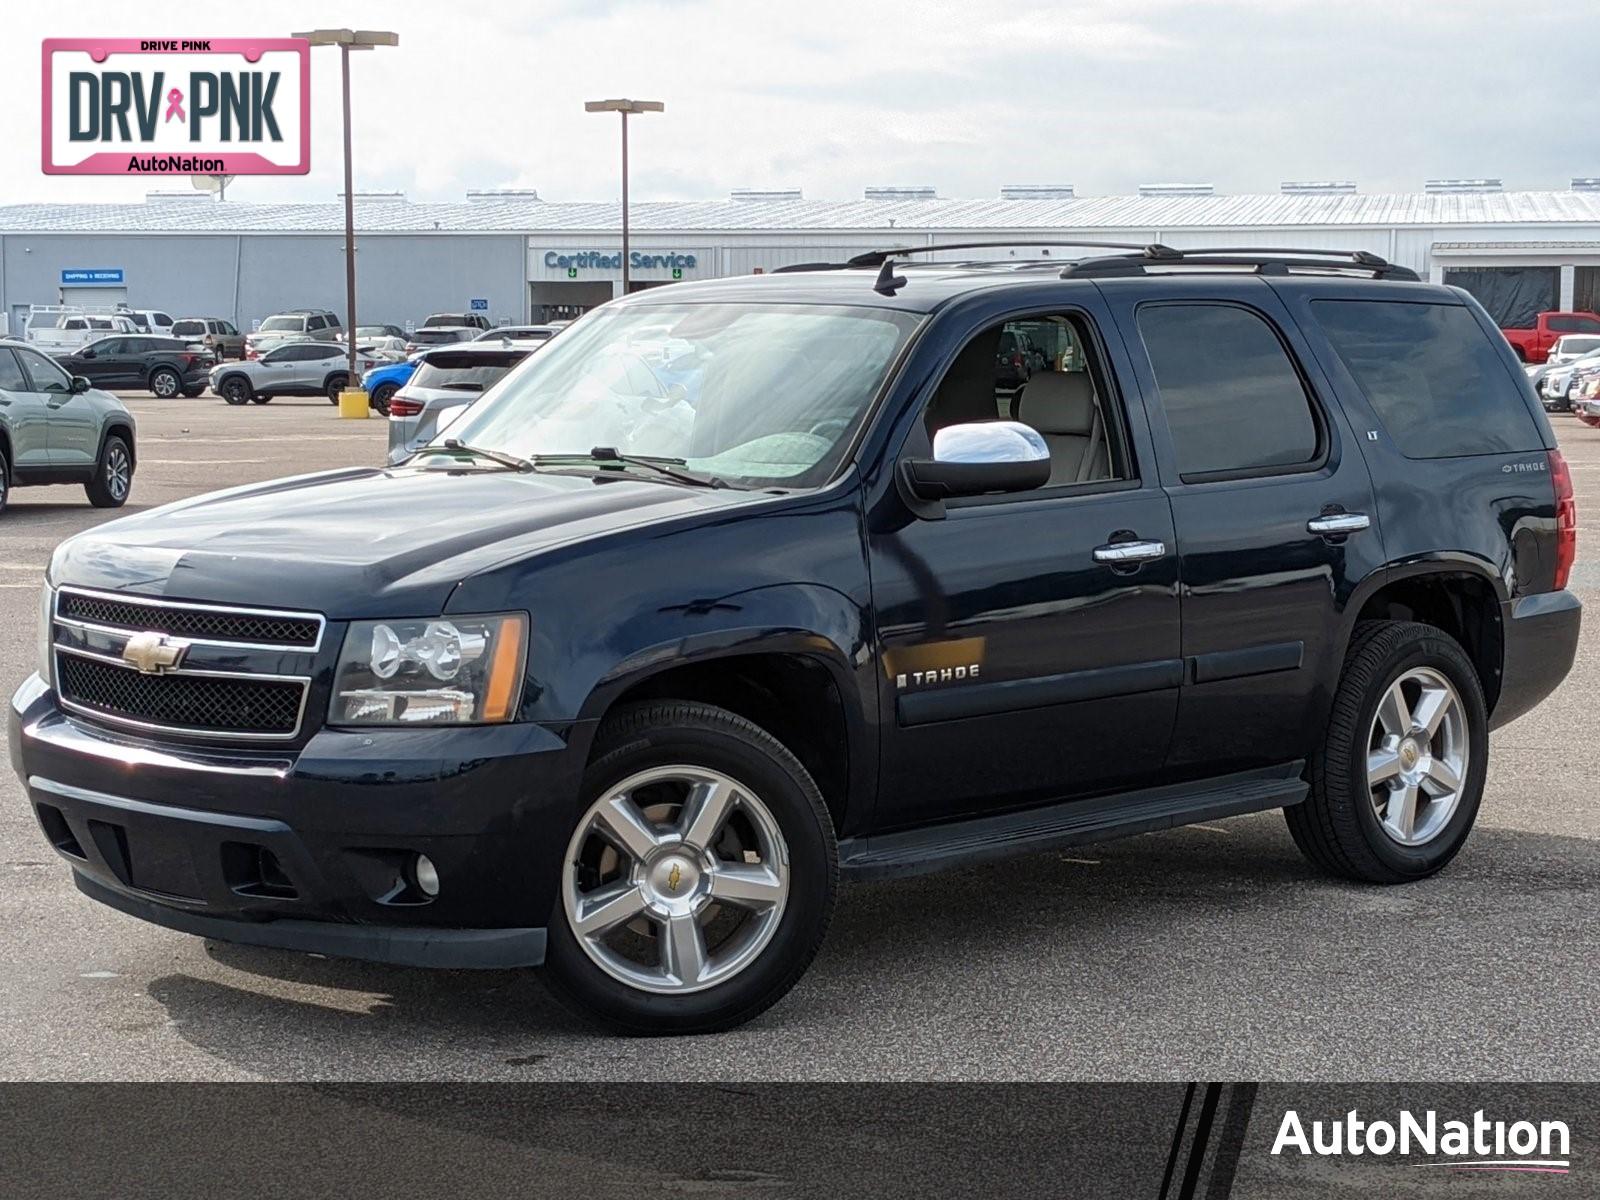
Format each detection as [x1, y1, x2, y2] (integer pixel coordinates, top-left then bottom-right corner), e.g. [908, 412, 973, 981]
[1137, 302, 1320, 478]
[1312, 300, 1543, 458]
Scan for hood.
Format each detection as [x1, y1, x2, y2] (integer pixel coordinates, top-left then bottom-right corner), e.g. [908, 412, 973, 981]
[51, 464, 763, 617]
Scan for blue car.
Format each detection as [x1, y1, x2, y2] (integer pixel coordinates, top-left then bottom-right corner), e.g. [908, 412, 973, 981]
[361, 358, 418, 414]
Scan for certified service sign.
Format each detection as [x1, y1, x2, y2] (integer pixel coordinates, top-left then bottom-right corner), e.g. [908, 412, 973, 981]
[42, 38, 310, 175]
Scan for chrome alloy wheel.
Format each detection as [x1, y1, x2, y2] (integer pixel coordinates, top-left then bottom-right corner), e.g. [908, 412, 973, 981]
[562, 765, 791, 994]
[104, 443, 132, 501]
[1367, 666, 1469, 847]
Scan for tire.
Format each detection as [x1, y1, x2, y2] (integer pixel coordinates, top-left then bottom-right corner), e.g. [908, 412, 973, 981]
[542, 701, 837, 1035]
[1286, 620, 1488, 884]
[147, 367, 181, 399]
[0, 448, 10, 516]
[325, 374, 349, 403]
[182, 386, 205, 398]
[84, 434, 133, 508]
[218, 375, 252, 405]
[251, 395, 273, 405]
[371, 381, 398, 415]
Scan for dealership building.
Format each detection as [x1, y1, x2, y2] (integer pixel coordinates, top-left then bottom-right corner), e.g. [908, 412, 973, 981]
[4, 179, 1600, 333]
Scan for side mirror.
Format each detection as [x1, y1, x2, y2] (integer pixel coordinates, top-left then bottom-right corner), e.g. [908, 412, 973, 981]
[79, 348, 96, 359]
[70, 375, 92, 394]
[901, 420, 1051, 502]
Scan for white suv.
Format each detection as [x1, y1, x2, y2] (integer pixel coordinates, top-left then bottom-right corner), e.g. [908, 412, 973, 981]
[210, 342, 376, 406]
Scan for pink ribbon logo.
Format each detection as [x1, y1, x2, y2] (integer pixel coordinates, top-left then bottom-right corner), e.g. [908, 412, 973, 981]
[164, 88, 185, 123]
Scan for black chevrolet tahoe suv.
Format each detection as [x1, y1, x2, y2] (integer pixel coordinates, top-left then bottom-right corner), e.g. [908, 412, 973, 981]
[8, 244, 1581, 1035]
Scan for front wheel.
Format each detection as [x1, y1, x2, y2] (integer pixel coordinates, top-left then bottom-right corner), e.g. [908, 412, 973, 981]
[250, 395, 272, 405]
[0, 449, 10, 515]
[84, 434, 133, 508]
[542, 701, 837, 1035]
[1286, 621, 1488, 883]
[218, 376, 252, 405]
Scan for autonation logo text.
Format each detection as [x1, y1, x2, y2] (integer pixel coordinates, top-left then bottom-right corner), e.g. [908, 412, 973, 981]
[1273, 1109, 1572, 1175]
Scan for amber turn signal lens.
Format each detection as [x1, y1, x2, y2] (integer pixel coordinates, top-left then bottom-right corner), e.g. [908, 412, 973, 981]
[481, 614, 526, 722]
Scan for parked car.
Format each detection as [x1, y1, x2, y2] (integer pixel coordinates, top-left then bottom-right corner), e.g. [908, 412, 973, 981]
[360, 358, 420, 415]
[53, 336, 214, 398]
[421, 312, 492, 333]
[10, 246, 1579, 1036]
[171, 317, 245, 361]
[386, 343, 538, 462]
[995, 328, 1036, 388]
[1539, 348, 1600, 411]
[209, 341, 377, 405]
[402, 327, 478, 356]
[244, 309, 343, 359]
[126, 310, 176, 338]
[1544, 334, 1600, 368]
[1572, 365, 1600, 425]
[1500, 310, 1600, 363]
[27, 309, 141, 353]
[341, 324, 407, 344]
[474, 324, 560, 345]
[0, 338, 135, 513]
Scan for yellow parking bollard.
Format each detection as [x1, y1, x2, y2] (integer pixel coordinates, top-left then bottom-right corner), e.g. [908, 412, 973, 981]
[338, 388, 369, 419]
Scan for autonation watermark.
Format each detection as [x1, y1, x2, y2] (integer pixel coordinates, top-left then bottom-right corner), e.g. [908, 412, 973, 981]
[1273, 1108, 1572, 1175]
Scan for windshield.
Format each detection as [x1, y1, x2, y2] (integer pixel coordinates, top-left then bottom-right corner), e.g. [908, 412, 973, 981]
[438, 301, 921, 488]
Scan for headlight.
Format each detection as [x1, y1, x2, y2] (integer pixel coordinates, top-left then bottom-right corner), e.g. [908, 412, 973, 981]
[38, 583, 54, 683]
[330, 613, 526, 725]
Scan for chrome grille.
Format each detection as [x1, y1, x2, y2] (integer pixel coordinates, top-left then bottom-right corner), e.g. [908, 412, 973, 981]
[57, 654, 305, 736]
[51, 588, 323, 741]
[56, 588, 323, 648]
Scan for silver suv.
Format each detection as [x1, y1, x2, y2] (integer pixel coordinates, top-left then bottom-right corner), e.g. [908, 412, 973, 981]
[244, 308, 344, 358]
[0, 339, 136, 514]
[210, 341, 378, 406]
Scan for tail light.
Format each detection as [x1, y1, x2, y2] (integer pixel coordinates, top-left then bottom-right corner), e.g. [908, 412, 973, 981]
[388, 395, 424, 417]
[1551, 449, 1577, 591]
[403, 343, 418, 354]
[1011, 352, 1023, 368]
[180, 353, 196, 366]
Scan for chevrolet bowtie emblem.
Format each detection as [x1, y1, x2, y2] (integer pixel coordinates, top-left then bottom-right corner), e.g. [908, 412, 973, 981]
[667, 862, 683, 893]
[122, 631, 188, 675]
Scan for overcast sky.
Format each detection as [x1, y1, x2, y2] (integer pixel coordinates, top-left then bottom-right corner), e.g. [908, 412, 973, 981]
[5, 0, 1596, 207]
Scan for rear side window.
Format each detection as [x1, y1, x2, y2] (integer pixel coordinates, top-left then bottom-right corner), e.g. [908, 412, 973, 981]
[1547, 314, 1600, 334]
[1312, 300, 1543, 459]
[1137, 303, 1320, 478]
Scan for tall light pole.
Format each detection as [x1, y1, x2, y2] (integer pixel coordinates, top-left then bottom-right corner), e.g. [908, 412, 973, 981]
[293, 28, 398, 392]
[584, 99, 664, 296]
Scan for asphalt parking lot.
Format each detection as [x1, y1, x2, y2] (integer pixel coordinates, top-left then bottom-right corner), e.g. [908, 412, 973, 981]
[2, 394, 1599, 1082]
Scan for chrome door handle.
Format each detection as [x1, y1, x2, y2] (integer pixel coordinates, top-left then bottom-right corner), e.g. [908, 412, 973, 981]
[1093, 539, 1167, 564]
[1307, 512, 1370, 536]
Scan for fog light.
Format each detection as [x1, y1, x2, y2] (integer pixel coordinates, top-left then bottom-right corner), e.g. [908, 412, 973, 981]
[413, 854, 440, 897]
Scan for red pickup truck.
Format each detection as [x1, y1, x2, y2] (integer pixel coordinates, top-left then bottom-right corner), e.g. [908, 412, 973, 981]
[1501, 311, 1600, 362]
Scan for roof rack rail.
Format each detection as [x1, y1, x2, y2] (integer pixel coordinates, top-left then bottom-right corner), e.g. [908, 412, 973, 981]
[1063, 245, 1419, 281]
[771, 261, 853, 274]
[845, 240, 1158, 268]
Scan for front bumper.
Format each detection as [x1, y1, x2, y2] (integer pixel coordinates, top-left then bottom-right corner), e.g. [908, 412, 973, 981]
[1492, 590, 1582, 730]
[10, 674, 594, 968]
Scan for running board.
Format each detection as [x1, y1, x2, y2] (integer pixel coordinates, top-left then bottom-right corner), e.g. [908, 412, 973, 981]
[838, 764, 1307, 881]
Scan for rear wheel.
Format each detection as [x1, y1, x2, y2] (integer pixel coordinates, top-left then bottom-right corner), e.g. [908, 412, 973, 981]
[325, 374, 349, 403]
[371, 381, 399, 415]
[147, 367, 181, 398]
[218, 375, 252, 405]
[250, 395, 272, 405]
[542, 701, 837, 1035]
[84, 434, 133, 508]
[182, 385, 205, 398]
[1286, 621, 1487, 883]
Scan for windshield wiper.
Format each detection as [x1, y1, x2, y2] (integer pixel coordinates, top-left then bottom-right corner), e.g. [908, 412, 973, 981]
[423, 438, 536, 472]
[532, 447, 728, 489]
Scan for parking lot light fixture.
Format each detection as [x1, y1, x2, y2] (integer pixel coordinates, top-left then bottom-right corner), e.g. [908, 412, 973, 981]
[584, 99, 665, 295]
[292, 29, 399, 392]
